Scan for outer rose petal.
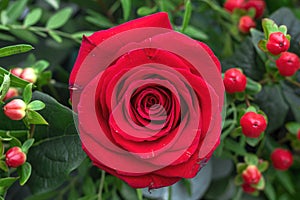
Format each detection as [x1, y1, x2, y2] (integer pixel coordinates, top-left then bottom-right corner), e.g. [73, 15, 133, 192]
[69, 12, 172, 87]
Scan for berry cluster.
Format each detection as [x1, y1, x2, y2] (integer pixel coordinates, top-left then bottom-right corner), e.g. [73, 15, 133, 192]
[224, 0, 266, 34]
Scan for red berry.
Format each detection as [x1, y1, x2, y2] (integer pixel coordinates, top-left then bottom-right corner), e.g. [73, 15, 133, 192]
[271, 148, 293, 170]
[242, 183, 256, 194]
[239, 16, 256, 34]
[5, 147, 26, 168]
[224, 0, 245, 13]
[297, 129, 300, 140]
[276, 52, 300, 77]
[242, 0, 266, 19]
[3, 99, 27, 120]
[242, 165, 262, 184]
[240, 112, 267, 138]
[20, 68, 37, 83]
[223, 68, 247, 93]
[3, 88, 19, 101]
[266, 32, 290, 55]
[10, 68, 23, 77]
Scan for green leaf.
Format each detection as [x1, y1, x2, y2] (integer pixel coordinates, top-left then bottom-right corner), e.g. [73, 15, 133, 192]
[276, 171, 295, 194]
[24, 91, 86, 194]
[237, 163, 247, 174]
[0, 32, 16, 42]
[48, 31, 62, 43]
[0, 73, 10, 101]
[265, 181, 276, 200]
[46, 7, 72, 29]
[0, 177, 18, 188]
[255, 84, 289, 133]
[223, 38, 265, 81]
[245, 132, 265, 147]
[71, 31, 93, 39]
[181, 0, 192, 33]
[254, 176, 265, 190]
[82, 176, 96, 195]
[262, 18, 279, 38]
[0, 44, 34, 58]
[10, 29, 39, 44]
[257, 161, 269, 172]
[245, 154, 259, 165]
[224, 138, 247, 156]
[137, 6, 157, 16]
[0, 67, 29, 88]
[18, 162, 32, 186]
[85, 10, 114, 28]
[23, 83, 33, 104]
[24, 8, 42, 27]
[27, 135, 86, 194]
[21, 138, 35, 153]
[281, 82, 300, 122]
[120, 0, 131, 21]
[246, 77, 262, 95]
[27, 100, 45, 111]
[43, 0, 60, 10]
[234, 174, 243, 185]
[285, 122, 300, 135]
[32, 60, 49, 74]
[6, 0, 28, 24]
[26, 110, 48, 125]
[183, 25, 208, 41]
[0, 161, 8, 172]
[0, 0, 9, 11]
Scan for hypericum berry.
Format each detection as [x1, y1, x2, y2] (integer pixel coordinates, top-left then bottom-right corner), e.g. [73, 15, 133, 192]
[3, 99, 27, 120]
[223, 68, 247, 93]
[20, 68, 37, 83]
[266, 32, 290, 55]
[240, 112, 267, 138]
[239, 16, 256, 34]
[297, 129, 300, 140]
[3, 88, 19, 101]
[242, 0, 266, 19]
[242, 165, 262, 184]
[271, 148, 293, 171]
[5, 147, 26, 168]
[242, 183, 256, 194]
[224, 0, 245, 13]
[10, 68, 23, 77]
[276, 52, 300, 77]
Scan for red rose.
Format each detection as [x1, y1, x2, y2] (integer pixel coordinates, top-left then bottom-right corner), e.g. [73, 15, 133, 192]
[70, 13, 224, 189]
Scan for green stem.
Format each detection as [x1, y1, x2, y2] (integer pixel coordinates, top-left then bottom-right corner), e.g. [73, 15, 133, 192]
[98, 170, 106, 200]
[29, 124, 35, 139]
[136, 189, 143, 200]
[221, 103, 237, 140]
[285, 77, 300, 88]
[233, 187, 243, 200]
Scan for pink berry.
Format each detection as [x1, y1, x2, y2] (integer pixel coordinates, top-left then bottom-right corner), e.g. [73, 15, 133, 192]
[242, 0, 266, 19]
[224, 0, 245, 13]
[271, 148, 293, 170]
[3, 99, 27, 120]
[20, 68, 37, 83]
[242, 165, 262, 184]
[10, 68, 23, 77]
[5, 147, 26, 168]
[223, 68, 247, 94]
[266, 32, 290, 55]
[3, 88, 19, 101]
[240, 112, 267, 138]
[239, 16, 256, 34]
[276, 52, 300, 77]
[242, 183, 256, 194]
